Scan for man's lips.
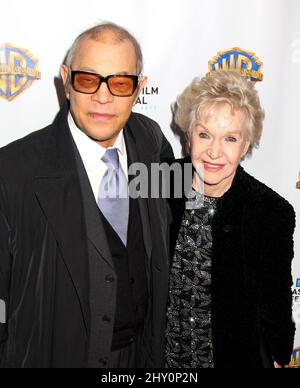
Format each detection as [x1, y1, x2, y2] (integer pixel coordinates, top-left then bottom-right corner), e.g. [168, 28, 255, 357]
[88, 112, 115, 120]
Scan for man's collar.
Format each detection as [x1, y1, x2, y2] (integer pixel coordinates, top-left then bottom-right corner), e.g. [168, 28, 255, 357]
[68, 111, 127, 167]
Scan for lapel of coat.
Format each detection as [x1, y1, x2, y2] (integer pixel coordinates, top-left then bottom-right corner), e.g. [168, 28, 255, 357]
[33, 103, 90, 334]
[124, 114, 154, 260]
[71, 138, 115, 271]
[215, 165, 248, 220]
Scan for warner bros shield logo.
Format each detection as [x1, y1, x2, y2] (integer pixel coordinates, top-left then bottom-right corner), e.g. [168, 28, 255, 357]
[208, 47, 263, 82]
[0, 44, 41, 101]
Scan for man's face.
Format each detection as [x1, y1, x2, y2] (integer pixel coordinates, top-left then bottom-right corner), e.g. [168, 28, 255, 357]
[61, 36, 147, 148]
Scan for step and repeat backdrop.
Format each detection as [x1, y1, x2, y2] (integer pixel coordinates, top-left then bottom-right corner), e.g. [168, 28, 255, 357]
[1, 0, 299, 367]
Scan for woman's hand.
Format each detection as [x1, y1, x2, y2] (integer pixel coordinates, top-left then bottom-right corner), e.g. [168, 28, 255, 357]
[274, 361, 289, 368]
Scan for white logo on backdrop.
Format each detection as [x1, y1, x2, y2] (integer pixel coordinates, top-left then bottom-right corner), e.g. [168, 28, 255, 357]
[291, 39, 300, 64]
[293, 303, 300, 326]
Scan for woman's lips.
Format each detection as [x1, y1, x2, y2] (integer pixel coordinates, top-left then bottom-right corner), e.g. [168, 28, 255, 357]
[88, 112, 115, 121]
[203, 161, 225, 172]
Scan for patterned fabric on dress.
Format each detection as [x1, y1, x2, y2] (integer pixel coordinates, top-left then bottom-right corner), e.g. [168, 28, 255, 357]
[166, 191, 218, 368]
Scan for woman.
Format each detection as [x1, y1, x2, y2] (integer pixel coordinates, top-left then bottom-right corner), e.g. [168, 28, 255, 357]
[166, 70, 296, 368]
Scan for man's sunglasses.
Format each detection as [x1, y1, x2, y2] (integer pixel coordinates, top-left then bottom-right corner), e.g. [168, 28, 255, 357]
[70, 70, 140, 97]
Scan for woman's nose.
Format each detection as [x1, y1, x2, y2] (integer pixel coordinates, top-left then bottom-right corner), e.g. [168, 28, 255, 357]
[207, 140, 223, 159]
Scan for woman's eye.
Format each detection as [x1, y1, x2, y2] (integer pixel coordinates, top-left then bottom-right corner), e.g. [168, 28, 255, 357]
[199, 132, 209, 139]
[226, 137, 237, 142]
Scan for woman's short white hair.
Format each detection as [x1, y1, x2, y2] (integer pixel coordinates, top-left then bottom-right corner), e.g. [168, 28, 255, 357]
[175, 70, 265, 157]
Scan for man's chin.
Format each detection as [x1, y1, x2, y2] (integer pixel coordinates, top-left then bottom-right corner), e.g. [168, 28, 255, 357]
[87, 132, 121, 148]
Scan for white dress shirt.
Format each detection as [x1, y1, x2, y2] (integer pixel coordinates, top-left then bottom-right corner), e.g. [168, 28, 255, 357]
[68, 113, 128, 202]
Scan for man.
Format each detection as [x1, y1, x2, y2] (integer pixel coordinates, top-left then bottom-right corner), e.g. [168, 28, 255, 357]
[0, 23, 174, 368]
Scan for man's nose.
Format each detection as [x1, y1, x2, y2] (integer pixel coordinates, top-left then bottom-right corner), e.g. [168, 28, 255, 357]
[91, 81, 114, 104]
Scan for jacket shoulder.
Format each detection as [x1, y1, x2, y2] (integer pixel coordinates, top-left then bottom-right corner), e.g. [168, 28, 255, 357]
[240, 168, 296, 226]
[0, 125, 51, 179]
[129, 112, 164, 149]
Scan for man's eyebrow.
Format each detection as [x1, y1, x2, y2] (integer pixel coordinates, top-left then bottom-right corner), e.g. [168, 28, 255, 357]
[75, 67, 132, 75]
[76, 67, 97, 72]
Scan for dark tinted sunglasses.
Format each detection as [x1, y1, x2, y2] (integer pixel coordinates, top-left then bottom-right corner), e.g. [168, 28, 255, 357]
[70, 70, 140, 97]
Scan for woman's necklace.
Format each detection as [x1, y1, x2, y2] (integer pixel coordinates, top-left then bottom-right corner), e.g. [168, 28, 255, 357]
[186, 188, 218, 217]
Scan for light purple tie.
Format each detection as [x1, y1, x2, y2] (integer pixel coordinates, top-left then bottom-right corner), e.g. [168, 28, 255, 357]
[97, 148, 129, 246]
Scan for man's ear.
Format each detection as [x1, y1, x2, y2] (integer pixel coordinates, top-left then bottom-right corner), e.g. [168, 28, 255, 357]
[60, 64, 70, 99]
[139, 76, 148, 92]
[134, 76, 148, 105]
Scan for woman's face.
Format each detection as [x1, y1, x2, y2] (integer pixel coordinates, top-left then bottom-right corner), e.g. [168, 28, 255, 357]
[190, 103, 250, 197]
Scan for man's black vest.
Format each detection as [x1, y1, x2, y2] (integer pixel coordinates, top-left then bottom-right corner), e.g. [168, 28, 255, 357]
[99, 195, 148, 351]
